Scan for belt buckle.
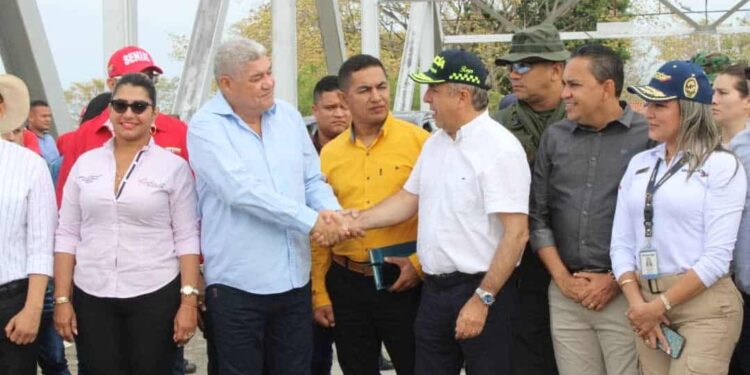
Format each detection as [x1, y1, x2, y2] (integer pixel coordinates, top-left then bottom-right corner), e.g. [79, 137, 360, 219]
[647, 279, 661, 294]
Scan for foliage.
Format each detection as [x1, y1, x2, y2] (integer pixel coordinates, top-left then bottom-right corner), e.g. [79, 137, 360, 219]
[62, 76, 180, 123]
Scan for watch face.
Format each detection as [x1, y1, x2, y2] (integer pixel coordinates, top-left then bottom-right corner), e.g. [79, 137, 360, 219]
[482, 295, 494, 304]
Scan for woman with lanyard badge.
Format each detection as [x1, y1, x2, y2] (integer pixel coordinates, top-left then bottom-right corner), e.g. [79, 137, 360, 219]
[53, 73, 201, 375]
[610, 61, 746, 375]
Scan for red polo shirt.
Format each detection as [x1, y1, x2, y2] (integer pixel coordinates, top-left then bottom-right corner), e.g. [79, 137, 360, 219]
[55, 108, 189, 206]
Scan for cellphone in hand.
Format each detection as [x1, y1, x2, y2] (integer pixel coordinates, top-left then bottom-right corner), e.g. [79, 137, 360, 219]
[657, 324, 685, 359]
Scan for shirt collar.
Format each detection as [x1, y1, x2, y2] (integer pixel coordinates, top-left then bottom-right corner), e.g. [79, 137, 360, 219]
[208, 91, 278, 118]
[349, 112, 394, 144]
[562, 101, 635, 133]
[454, 111, 490, 142]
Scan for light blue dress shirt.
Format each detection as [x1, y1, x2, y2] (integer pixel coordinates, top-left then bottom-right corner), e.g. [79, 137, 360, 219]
[730, 128, 750, 293]
[37, 133, 60, 165]
[188, 93, 340, 295]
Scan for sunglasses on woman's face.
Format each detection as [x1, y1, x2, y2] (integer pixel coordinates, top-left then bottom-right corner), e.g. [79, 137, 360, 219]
[110, 99, 152, 115]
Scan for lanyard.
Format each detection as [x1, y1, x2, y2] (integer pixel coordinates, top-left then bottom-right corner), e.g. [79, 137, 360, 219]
[115, 150, 146, 200]
[643, 156, 687, 239]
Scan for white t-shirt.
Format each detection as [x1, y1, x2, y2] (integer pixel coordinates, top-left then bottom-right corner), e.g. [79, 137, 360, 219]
[404, 111, 530, 275]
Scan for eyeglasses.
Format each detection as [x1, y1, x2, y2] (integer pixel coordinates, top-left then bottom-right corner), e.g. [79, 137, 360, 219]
[110, 99, 153, 115]
[509, 62, 534, 75]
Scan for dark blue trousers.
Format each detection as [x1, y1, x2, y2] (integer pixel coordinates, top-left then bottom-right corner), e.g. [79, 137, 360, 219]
[206, 283, 312, 375]
[415, 272, 517, 375]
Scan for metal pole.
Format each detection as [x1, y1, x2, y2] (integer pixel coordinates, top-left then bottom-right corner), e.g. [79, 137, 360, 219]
[102, 0, 138, 75]
[172, 0, 229, 121]
[273, 0, 298, 106]
[0, 0, 73, 135]
[361, 0, 380, 57]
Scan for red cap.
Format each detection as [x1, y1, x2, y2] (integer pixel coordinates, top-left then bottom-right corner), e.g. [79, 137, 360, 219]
[107, 46, 163, 78]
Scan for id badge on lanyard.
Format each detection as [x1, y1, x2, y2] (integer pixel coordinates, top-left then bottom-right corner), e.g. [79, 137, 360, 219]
[639, 241, 659, 280]
[640, 156, 686, 280]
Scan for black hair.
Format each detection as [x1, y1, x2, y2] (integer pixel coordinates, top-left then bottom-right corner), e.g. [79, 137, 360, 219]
[80, 92, 112, 124]
[719, 64, 749, 97]
[337, 54, 386, 91]
[112, 73, 157, 107]
[313, 75, 341, 104]
[570, 44, 624, 97]
[30, 100, 49, 109]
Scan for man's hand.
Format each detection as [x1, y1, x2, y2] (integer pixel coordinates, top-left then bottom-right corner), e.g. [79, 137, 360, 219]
[455, 295, 489, 341]
[311, 210, 365, 246]
[53, 303, 77, 342]
[385, 256, 421, 292]
[311, 211, 346, 246]
[574, 272, 620, 311]
[6, 305, 43, 345]
[554, 274, 590, 303]
[313, 305, 335, 328]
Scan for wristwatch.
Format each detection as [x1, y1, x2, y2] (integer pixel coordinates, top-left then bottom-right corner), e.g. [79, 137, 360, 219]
[475, 287, 495, 306]
[180, 285, 200, 297]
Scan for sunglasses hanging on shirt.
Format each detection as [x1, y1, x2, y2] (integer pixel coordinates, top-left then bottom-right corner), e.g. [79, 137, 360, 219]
[110, 99, 153, 115]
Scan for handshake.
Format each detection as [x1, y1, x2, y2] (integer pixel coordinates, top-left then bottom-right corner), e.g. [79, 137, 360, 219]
[311, 209, 366, 247]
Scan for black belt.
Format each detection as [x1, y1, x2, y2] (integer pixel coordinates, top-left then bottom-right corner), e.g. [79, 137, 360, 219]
[568, 267, 612, 274]
[424, 271, 486, 288]
[0, 279, 28, 297]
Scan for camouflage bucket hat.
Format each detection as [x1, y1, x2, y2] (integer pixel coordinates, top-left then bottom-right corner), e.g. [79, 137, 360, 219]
[495, 23, 570, 65]
[690, 51, 731, 84]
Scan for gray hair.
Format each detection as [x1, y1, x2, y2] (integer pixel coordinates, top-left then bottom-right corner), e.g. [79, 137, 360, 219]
[213, 39, 267, 80]
[447, 83, 489, 111]
[675, 99, 722, 176]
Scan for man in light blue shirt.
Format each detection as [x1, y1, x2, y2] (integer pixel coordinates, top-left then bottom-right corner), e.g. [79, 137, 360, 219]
[26, 100, 59, 165]
[188, 38, 350, 374]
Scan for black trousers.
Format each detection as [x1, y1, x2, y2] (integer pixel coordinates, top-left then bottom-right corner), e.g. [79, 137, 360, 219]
[206, 282, 312, 375]
[415, 272, 516, 375]
[730, 291, 750, 374]
[511, 248, 558, 375]
[73, 276, 180, 375]
[326, 262, 420, 375]
[0, 279, 38, 375]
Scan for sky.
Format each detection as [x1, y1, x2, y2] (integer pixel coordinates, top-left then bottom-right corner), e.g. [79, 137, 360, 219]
[1, 0, 263, 87]
[2, 0, 749, 90]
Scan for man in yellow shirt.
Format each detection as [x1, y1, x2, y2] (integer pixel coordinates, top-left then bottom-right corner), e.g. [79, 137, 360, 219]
[311, 54, 429, 374]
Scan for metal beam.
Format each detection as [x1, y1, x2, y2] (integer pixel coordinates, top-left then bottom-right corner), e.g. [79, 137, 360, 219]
[470, 0, 519, 32]
[418, 2, 440, 111]
[316, 0, 348, 74]
[0, 0, 73, 135]
[102, 0, 138, 73]
[708, 0, 750, 30]
[361, 0, 380, 57]
[172, 0, 229, 121]
[394, 1, 428, 111]
[272, 0, 298, 106]
[657, 0, 702, 30]
[544, 0, 582, 24]
[444, 22, 750, 44]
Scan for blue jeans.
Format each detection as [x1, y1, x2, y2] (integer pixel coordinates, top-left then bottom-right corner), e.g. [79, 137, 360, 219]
[206, 283, 312, 375]
[37, 282, 71, 375]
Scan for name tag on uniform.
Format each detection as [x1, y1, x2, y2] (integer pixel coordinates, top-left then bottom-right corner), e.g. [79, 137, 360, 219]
[639, 246, 659, 279]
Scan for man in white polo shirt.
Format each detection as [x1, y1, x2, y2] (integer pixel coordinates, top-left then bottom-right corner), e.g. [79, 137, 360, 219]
[342, 50, 531, 374]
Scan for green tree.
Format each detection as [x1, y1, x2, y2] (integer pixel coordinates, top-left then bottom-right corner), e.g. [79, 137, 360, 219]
[63, 76, 180, 123]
